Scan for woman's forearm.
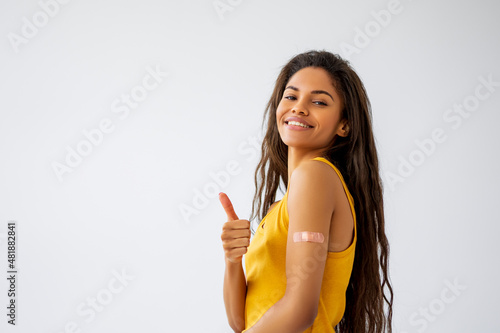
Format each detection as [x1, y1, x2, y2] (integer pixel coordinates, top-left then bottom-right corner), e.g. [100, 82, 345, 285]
[223, 256, 247, 332]
[243, 295, 315, 333]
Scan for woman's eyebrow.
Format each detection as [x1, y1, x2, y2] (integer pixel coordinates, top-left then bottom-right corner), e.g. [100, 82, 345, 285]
[285, 85, 335, 102]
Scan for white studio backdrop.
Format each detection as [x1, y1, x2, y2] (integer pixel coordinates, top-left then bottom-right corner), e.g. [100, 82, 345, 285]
[0, 0, 499, 332]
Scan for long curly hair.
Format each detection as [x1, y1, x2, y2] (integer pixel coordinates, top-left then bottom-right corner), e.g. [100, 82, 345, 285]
[248, 50, 393, 333]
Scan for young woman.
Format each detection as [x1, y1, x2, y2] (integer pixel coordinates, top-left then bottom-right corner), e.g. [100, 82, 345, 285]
[220, 50, 393, 333]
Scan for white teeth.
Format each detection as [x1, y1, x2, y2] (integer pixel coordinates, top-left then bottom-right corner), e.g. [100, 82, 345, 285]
[287, 121, 311, 128]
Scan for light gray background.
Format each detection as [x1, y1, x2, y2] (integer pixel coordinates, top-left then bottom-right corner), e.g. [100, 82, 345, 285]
[1, 0, 499, 332]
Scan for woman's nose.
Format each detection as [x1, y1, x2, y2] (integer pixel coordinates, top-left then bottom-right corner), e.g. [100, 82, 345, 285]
[292, 105, 308, 115]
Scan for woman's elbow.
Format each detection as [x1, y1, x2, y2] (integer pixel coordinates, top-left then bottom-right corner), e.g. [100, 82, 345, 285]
[229, 317, 245, 333]
[303, 308, 318, 328]
[288, 299, 318, 328]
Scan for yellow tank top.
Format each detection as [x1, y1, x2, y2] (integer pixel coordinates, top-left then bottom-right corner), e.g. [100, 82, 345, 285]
[242, 157, 357, 332]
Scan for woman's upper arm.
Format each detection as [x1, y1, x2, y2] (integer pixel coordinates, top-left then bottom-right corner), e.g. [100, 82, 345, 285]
[283, 160, 337, 323]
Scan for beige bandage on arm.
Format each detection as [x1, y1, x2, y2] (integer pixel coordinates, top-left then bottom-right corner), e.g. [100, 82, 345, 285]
[293, 231, 325, 243]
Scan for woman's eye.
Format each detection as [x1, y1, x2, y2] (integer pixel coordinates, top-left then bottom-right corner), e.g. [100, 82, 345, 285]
[283, 96, 326, 106]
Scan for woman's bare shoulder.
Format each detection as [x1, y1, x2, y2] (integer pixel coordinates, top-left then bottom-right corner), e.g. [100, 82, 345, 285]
[289, 159, 343, 210]
[292, 159, 342, 189]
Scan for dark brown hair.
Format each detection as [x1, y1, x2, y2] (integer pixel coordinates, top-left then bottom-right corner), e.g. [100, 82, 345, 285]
[249, 50, 393, 333]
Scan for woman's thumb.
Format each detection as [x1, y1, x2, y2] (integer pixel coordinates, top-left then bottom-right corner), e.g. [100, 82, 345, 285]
[219, 192, 239, 221]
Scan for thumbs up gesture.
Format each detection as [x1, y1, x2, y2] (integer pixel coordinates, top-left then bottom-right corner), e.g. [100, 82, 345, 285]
[219, 192, 251, 264]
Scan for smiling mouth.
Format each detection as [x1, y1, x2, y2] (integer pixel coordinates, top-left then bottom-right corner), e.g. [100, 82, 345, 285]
[285, 120, 313, 128]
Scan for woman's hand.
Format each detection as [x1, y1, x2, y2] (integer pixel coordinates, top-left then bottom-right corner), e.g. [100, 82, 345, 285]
[219, 192, 251, 264]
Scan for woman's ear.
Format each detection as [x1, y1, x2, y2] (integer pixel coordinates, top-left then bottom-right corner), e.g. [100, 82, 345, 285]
[336, 118, 349, 137]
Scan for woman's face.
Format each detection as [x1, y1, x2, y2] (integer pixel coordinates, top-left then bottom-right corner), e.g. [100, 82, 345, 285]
[276, 66, 348, 152]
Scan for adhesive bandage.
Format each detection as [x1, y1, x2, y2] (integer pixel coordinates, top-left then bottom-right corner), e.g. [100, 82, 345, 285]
[293, 231, 325, 243]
